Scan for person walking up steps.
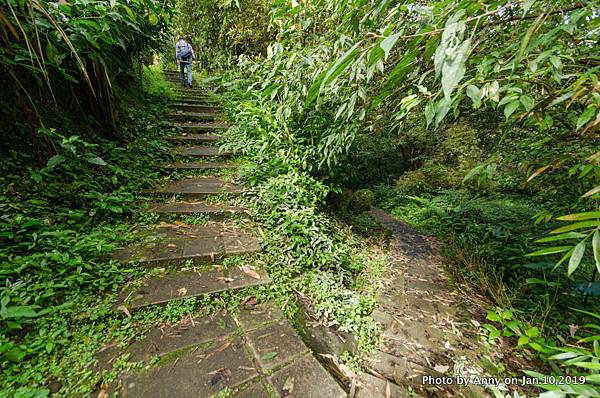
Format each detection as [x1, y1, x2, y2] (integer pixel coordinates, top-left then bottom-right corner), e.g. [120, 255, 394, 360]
[175, 36, 194, 88]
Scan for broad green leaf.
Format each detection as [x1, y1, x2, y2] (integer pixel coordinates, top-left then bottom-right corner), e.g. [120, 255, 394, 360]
[527, 246, 572, 257]
[526, 327, 539, 338]
[520, 95, 534, 111]
[486, 311, 501, 322]
[557, 212, 600, 221]
[504, 99, 521, 119]
[551, 220, 600, 234]
[518, 335, 529, 345]
[380, 32, 400, 60]
[568, 241, 586, 276]
[577, 106, 597, 130]
[1, 305, 40, 319]
[47, 155, 65, 168]
[466, 85, 481, 108]
[87, 157, 107, 166]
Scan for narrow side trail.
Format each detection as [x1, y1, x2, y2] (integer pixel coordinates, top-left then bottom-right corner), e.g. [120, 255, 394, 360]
[357, 209, 495, 398]
[94, 73, 345, 398]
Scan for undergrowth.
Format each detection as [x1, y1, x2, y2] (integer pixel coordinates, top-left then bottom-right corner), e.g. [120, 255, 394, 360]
[0, 69, 175, 397]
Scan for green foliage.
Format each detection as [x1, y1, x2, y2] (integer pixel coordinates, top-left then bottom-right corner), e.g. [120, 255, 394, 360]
[172, 0, 271, 70]
[0, 81, 172, 395]
[350, 189, 374, 213]
[484, 308, 600, 397]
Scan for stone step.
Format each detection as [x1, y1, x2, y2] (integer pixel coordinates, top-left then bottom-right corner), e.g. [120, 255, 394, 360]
[103, 303, 345, 398]
[112, 222, 259, 266]
[173, 94, 219, 102]
[169, 122, 229, 132]
[145, 201, 244, 217]
[148, 178, 243, 199]
[166, 112, 217, 122]
[116, 266, 270, 310]
[170, 146, 232, 158]
[171, 98, 221, 105]
[169, 103, 222, 113]
[164, 161, 237, 170]
[165, 134, 224, 145]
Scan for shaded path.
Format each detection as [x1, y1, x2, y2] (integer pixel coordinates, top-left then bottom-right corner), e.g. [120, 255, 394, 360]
[355, 208, 492, 398]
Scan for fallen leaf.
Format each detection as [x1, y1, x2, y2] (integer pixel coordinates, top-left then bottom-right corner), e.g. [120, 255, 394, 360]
[174, 220, 191, 228]
[216, 277, 235, 283]
[97, 385, 108, 398]
[434, 365, 450, 374]
[470, 319, 480, 328]
[282, 376, 294, 396]
[386, 380, 391, 398]
[243, 297, 257, 306]
[119, 306, 131, 318]
[167, 243, 177, 248]
[177, 287, 188, 296]
[261, 352, 278, 361]
[240, 265, 261, 280]
[208, 367, 231, 386]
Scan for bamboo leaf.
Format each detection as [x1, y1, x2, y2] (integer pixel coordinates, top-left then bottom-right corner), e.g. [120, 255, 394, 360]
[593, 230, 600, 274]
[551, 220, 600, 234]
[380, 32, 400, 60]
[567, 241, 586, 276]
[557, 212, 600, 221]
[527, 246, 573, 257]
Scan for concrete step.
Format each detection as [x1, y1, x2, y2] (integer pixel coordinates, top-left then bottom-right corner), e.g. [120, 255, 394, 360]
[112, 222, 259, 266]
[169, 103, 222, 113]
[170, 146, 232, 158]
[116, 266, 270, 310]
[164, 161, 236, 170]
[148, 177, 244, 198]
[100, 303, 346, 398]
[169, 122, 229, 132]
[166, 112, 217, 122]
[165, 134, 224, 145]
[170, 97, 221, 105]
[145, 201, 245, 218]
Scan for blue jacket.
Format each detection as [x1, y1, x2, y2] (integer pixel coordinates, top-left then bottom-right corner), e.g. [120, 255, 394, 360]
[176, 40, 194, 64]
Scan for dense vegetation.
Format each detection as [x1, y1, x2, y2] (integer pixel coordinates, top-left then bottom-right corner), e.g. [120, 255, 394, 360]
[0, 1, 178, 396]
[186, 0, 599, 395]
[1, 0, 599, 396]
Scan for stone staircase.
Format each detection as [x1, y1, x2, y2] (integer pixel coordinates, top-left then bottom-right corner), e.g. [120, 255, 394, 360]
[99, 73, 346, 398]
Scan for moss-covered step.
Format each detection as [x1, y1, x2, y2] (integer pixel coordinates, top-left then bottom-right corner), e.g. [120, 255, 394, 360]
[166, 112, 217, 122]
[145, 201, 244, 217]
[168, 122, 229, 132]
[169, 103, 222, 113]
[163, 161, 236, 170]
[169, 146, 232, 158]
[116, 266, 270, 309]
[169, 96, 220, 105]
[147, 177, 244, 198]
[165, 134, 224, 145]
[112, 222, 259, 266]
[104, 303, 345, 398]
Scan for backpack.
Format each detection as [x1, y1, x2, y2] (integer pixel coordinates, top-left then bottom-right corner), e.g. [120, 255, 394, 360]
[179, 44, 192, 60]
